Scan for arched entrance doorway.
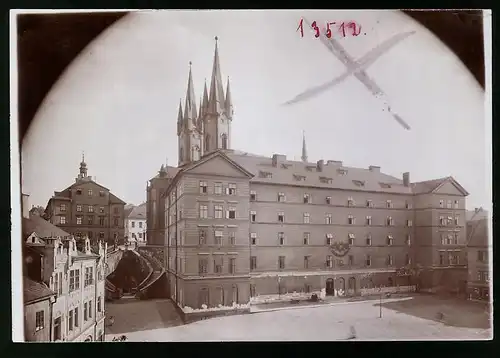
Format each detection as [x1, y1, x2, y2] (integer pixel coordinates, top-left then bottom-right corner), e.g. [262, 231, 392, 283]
[336, 277, 346, 296]
[348, 277, 356, 296]
[326, 278, 335, 296]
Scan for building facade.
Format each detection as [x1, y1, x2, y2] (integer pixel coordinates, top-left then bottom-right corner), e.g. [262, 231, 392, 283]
[146, 165, 178, 246]
[44, 157, 126, 246]
[23, 194, 107, 342]
[125, 203, 147, 245]
[24, 277, 56, 342]
[146, 38, 469, 316]
[466, 209, 490, 301]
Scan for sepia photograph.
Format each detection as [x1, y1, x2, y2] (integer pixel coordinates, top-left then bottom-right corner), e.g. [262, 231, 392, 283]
[11, 9, 492, 342]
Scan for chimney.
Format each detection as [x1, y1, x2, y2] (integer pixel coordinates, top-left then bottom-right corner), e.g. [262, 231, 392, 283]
[271, 154, 286, 167]
[369, 165, 380, 173]
[317, 160, 324, 172]
[403, 172, 410, 187]
[327, 160, 343, 166]
[21, 193, 30, 219]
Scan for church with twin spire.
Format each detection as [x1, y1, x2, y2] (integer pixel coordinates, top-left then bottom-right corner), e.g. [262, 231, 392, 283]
[177, 37, 234, 167]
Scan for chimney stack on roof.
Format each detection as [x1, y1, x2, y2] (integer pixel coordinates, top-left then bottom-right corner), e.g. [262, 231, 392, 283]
[327, 160, 343, 166]
[317, 160, 324, 172]
[403, 172, 410, 187]
[271, 154, 286, 168]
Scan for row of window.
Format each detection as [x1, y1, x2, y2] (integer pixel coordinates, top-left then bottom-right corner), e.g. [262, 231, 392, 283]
[130, 221, 144, 228]
[198, 257, 237, 274]
[66, 215, 120, 227]
[439, 216, 461, 226]
[440, 233, 460, 245]
[74, 189, 106, 197]
[251, 232, 410, 247]
[439, 199, 460, 209]
[438, 252, 461, 266]
[74, 231, 119, 240]
[59, 204, 120, 214]
[198, 204, 413, 226]
[251, 211, 413, 226]
[173, 230, 412, 247]
[50, 297, 103, 340]
[199, 182, 237, 195]
[131, 232, 144, 239]
[477, 270, 489, 282]
[247, 253, 409, 270]
[67, 267, 95, 292]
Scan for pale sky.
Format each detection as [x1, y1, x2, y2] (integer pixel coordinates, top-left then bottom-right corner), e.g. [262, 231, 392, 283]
[21, 10, 489, 211]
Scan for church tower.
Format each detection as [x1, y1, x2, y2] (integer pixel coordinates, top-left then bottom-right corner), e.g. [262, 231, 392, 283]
[201, 37, 233, 154]
[178, 62, 202, 167]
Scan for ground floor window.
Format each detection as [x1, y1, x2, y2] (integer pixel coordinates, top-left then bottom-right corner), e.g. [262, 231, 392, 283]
[250, 284, 256, 297]
[199, 288, 209, 308]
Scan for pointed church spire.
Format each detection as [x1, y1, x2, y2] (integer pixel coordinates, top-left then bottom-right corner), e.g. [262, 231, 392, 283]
[177, 99, 183, 135]
[225, 76, 233, 118]
[202, 79, 209, 113]
[208, 36, 225, 114]
[301, 131, 308, 163]
[184, 61, 197, 121]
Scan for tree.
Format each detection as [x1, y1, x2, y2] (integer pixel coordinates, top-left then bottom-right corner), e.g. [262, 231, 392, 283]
[396, 264, 423, 291]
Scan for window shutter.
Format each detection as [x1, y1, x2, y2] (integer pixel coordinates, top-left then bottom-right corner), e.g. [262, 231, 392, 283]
[225, 210, 229, 219]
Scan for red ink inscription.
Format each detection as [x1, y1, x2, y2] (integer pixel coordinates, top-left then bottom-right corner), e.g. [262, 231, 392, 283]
[297, 19, 363, 39]
[347, 21, 362, 36]
[311, 21, 320, 38]
[296, 18, 304, 37]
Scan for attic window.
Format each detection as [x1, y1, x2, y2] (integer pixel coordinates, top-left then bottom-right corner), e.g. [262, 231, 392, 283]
[76, 189, 82, 195]
[337, 169, 348, 175]
[293, 174, 306, 182]
[352, 180, 365, 187]
[281, 164, 291, 169]
[319, 176, 333, 184]
[99, 191, 105, 197]
[379, 183, 392, 189]
[259, 171, 273, 178]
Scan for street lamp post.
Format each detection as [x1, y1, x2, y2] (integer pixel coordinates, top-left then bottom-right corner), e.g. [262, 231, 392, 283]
[278, 276, 281, 299]
[379, 286, 383, 318]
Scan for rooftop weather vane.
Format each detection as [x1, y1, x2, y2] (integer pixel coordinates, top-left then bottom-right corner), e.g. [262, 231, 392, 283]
[284, 17, 415, 131]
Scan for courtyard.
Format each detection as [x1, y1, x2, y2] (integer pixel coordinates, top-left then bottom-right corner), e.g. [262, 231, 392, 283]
[105, 294, 491, 341]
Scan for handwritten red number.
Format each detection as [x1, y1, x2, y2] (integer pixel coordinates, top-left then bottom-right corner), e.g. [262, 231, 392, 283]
[339, 22, 346, 37]
[311, 21, 320, 38]
[326, 22, 336, 38]
[347, 21, 361, 36]
[297, 18, 304, 38]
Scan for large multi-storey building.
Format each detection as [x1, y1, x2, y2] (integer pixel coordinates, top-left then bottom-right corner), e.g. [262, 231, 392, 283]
[44, 157, 126, 246]
[22, 194, 107, 342]
[146, 38, 469, 315]
[465, 208, 490, 301]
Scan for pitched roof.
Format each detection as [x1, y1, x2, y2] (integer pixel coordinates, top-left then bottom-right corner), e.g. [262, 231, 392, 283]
[109, 192, 126, 205]
[155, 149, 468, 197]
[466, 209, 489, 222]
[226, 151, 411, 194]
[24, 277, 55, 304]
[467, 218, 489, 247]
[126, 203, 146, 219]
[150, 166, 180, 181]
[22, 215, 71, 239]
[411, 176, 469, 196]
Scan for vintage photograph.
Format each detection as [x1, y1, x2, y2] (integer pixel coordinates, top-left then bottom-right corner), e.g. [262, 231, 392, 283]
[12, 9, 492, 342]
